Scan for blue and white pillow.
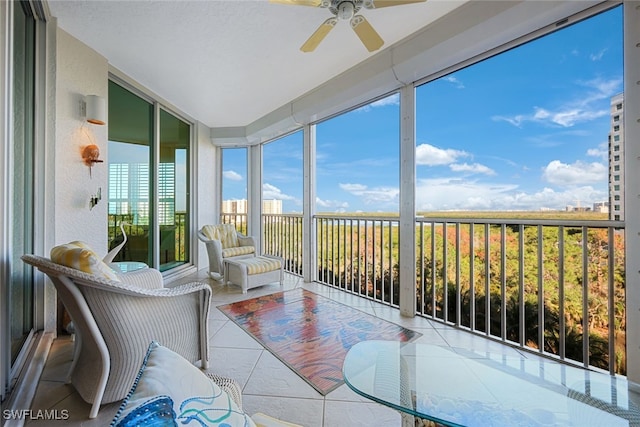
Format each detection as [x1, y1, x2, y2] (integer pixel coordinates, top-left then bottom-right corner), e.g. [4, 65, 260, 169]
[111, 341, 255, 427]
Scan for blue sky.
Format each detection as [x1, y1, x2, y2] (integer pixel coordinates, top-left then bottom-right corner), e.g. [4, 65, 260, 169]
[223, 5, 623, 213]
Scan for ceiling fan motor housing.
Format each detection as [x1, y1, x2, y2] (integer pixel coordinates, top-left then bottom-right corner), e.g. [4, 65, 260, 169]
[330, 0, 363, 20]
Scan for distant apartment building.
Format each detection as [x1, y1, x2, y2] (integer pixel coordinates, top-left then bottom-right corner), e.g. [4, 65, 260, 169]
[221, 199, 247, 215]
[609, 93, 624, 221]
[593, 201, 609, 214]
[222, 199, 282, 215]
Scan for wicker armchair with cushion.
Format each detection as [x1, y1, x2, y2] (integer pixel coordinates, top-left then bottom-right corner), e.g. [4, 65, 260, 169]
[197, 223, 256, 279]
[22, 246, 212, 419]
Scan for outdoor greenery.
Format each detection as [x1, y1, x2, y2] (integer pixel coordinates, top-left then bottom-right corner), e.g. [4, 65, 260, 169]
[228, 210, 626, 374]
[311, 211, 625, 375]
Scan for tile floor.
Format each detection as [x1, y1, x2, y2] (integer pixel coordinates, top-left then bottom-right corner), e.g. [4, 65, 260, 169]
[25, 269, 573, 426]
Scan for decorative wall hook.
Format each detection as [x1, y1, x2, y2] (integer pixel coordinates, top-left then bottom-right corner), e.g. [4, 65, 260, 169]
[82, 144, 103, 177]
[90, 187, 102, 210]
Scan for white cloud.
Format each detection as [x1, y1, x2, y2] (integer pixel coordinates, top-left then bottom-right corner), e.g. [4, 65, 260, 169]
[339, 184, 400, 206]
[223, 170, 242, 181]
[589, 48, 607, 61]
[494, 106, 608, 128]
[339, 183, 399, 206]
[443, 75, 465, 89]
[493, 76, 621, 128]
[356, 93, 399, 112]
[316, 196, 348, 211]
[587, 142, 608, 161]
[415, 177, 607, 211]
[262, 183, 296, 201]
[339, 183, 367, 192]
[371, 93, 399, 107]
[542, 160, 607, 186]
[415, 178, 517, 210]
[449, 162, 496, 175]
[416, 143, 469, 166]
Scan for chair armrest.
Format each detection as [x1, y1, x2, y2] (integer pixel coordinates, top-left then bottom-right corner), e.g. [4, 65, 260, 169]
[237, 234, 255, 248]
[117, 268, 164, 289]
[198, 230, 224, 274]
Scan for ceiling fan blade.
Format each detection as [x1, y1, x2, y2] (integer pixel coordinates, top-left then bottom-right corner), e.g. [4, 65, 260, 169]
[270, 0, 324, 6]
[350, 15, 384, 52]
[301, 18, 337, 52]
[364, 0, 426, 9]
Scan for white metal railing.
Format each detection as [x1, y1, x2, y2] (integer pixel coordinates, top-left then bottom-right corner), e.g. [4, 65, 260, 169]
[314, 214, 626, 376]
[224, 211, 626, 376]
[220, 213, 248, 235]
[315, 215, 400, 306]
[262, 213, 303, 276]
[415, 217, 625, 376]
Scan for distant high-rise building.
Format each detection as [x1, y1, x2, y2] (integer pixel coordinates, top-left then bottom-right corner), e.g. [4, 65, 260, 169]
[263, 199, 282, 214]
[222, 199, 282, 215]
[608, 93, 624, 221]
[221, 199, 248, 215]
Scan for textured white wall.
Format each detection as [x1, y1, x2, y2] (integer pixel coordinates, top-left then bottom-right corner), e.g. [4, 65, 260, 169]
[54, 29, 109, 255]
[195, 121, 218, 269]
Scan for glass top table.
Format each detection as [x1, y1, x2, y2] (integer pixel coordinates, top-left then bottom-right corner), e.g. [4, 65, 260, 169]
[343, 340, 640, 427]
[109, 261, 149, 274]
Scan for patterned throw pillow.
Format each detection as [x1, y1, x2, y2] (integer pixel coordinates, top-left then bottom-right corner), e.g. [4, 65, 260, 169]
[110, 341, 256, 427]
[50, 241, 120, 282]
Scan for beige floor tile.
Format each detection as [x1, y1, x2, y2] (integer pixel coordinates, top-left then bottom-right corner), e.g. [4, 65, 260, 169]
[206, 347, 263, 388]
[243, 351, 323, 399]
[210, 320, 264, 350]
[242, 394, 325, 427]
[323, 399, 401, 427]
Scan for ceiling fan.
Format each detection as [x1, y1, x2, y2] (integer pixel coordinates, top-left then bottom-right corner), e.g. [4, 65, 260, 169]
[271, 0, 427, 53]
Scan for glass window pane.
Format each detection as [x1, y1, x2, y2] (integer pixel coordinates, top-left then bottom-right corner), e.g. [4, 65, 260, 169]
[159, 109, 190, 271]
[263, 131, 303, 213]
[316, 94, 400, 213]
[415, 6, 622, 215]
[11, 0, 35, 364]
[108, 81, 153, 265]
[221, 148, 247, 233]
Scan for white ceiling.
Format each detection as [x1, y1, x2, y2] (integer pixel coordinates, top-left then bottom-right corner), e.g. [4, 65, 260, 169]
[46, 0, 466, 129]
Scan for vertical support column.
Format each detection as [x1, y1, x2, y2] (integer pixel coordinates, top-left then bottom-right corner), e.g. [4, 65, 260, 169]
[399, 85, 416, 317]
[213, 144, 222, 223]
[247, 144, 262, 254]
[624, 0, 640, 385]
[303, 124, 316, 283]
[152, 102, 161, 269]
[0, 0, 10, 402]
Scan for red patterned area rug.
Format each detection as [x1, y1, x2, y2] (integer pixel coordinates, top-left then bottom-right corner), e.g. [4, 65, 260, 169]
[217, 288, 421, 395]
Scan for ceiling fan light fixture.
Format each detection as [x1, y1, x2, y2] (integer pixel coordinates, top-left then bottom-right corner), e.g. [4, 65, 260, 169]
[337, 1, 355, 20]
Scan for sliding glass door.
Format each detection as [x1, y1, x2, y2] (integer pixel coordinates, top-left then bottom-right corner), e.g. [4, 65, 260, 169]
[108, 81, 153, 265]
[10, 0, 35, 365]
[159, 109, 190, 271]
[108, 81, 191, 271]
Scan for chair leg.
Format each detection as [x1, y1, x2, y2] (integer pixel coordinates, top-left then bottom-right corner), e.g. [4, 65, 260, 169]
[88, 354, 110, 419]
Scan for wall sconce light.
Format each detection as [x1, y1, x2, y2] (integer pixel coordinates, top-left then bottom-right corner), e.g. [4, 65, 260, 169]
[90, 187, 102, 210]
[83, 95, 106, 125]
[82, 144, 103, 177]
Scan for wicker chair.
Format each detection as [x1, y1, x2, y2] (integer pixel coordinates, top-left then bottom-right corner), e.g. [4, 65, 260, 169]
[197, 224, 256, 279]
[21, 254, 213, 419]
